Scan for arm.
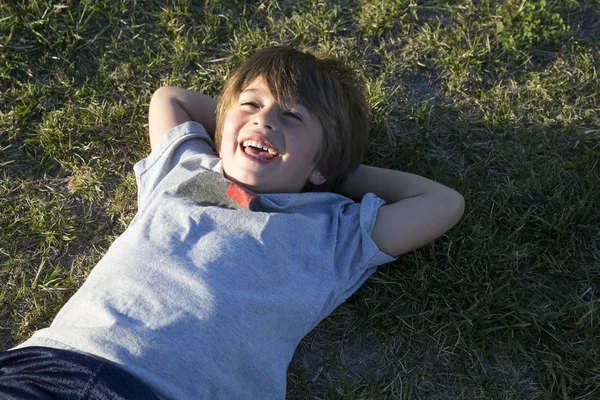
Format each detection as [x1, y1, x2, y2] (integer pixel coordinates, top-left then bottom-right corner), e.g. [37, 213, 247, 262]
[148, 86, 217, 150]
[342, 165, 465, 257]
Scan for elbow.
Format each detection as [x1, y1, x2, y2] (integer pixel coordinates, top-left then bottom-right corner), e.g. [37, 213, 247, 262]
[151, 86, 165, 98]
[446, 189, 465, 227]
[150, 86, 173, 105]
[150, 87, 166, 112]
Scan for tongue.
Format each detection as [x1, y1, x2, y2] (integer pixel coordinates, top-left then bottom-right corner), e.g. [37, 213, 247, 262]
[245, 146, 276, 160]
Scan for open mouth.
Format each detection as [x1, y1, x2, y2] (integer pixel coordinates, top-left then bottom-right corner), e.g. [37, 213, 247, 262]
[241, 139, 279, 161]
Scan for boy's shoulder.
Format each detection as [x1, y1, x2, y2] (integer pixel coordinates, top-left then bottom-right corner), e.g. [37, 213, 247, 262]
[134, 121, 221, 209]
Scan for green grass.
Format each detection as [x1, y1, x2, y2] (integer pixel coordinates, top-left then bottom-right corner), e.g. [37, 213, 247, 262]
[1, 0, 599, 398]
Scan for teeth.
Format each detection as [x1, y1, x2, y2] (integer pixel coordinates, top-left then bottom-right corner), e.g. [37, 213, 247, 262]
[242, 140, 278, 155]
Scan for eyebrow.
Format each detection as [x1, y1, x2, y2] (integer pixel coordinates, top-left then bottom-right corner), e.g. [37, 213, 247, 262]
[240, 87, 269, 96]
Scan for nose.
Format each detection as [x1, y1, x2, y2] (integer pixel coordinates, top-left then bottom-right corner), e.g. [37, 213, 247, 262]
[252, 106, 278, 131]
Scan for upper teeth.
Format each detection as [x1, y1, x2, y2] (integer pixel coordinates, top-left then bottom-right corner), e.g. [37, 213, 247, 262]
[242, 140, 278, 155]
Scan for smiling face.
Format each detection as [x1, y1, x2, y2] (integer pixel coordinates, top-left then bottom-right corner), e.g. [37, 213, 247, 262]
[219, 78, 326, 194]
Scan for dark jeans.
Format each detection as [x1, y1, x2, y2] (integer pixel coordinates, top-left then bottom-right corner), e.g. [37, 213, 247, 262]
[0, 346, 160, 400]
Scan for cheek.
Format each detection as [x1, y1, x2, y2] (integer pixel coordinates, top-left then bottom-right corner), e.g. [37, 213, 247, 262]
[296, 138, 320, 162]
[219, 122, 238, 149]
[222, 114, 245, 139]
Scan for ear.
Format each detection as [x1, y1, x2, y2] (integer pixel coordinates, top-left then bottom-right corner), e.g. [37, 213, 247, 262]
[308, 169, 326, 185]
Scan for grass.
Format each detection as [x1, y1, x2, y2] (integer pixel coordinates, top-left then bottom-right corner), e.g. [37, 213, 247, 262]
[1, 0, 599, 398]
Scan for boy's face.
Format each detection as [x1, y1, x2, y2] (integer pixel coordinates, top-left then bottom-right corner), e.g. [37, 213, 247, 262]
[219, 77, 326, 193]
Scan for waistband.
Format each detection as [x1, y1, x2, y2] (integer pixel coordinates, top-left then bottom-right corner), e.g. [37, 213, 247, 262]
[0, 346, 161, 400]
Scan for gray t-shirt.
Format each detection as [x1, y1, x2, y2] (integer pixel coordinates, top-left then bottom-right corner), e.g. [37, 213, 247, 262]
[18, 122, 395, 399]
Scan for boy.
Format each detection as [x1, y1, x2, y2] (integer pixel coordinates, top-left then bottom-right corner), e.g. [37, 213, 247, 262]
[0, 47, 464, 399]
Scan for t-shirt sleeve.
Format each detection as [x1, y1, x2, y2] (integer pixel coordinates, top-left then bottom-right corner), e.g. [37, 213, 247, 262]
[133, 122, 215, 210]
[332, 193, 397, 307]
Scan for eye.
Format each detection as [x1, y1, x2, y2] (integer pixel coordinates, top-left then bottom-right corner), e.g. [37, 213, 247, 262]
[240, 101, 259, 108]
[283, 111, 302, 122]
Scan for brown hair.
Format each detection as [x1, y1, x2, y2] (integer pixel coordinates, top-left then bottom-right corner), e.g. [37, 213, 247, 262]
[215, 46, 369, 193]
